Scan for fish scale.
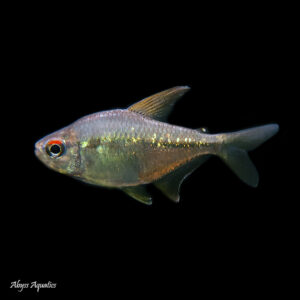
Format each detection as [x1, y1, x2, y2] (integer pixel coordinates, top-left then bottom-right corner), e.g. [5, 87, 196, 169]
[73, 109, 213, 187]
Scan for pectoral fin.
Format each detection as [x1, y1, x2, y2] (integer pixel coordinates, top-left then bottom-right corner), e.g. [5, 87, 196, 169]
[128, 86, 190, 121]
[122, 186, 152, 205]
[154, 155, 210, 202]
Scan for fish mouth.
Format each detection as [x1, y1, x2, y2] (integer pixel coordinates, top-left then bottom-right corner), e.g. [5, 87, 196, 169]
[34, 139, 51, 168]
[34, 139, 44, 159]
[34, 147, 41, 159]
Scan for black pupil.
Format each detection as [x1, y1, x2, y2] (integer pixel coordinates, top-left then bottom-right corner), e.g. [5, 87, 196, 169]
[50, 144, 61, 154]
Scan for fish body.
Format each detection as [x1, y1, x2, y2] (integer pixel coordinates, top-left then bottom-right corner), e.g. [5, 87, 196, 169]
[35, 87, 279, 204]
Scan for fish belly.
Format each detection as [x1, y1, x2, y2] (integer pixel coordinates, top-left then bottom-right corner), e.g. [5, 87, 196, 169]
[79, 140, 206, 187]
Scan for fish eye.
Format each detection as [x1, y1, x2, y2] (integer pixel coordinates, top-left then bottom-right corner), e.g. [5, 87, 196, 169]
[46, 140, 65, 158]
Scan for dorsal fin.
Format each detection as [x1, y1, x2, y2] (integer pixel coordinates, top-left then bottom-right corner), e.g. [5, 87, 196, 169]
[128, 86, 190, 121]
[154, 155, 210, 202]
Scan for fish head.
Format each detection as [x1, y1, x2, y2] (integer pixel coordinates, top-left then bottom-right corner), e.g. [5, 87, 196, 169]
[35, 126, 81, 176]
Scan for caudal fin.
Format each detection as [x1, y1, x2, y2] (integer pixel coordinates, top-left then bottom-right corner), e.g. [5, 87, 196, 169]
[218, 124, 279, 187]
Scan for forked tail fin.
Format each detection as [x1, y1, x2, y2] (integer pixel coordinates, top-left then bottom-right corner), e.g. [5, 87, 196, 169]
[218, 124, 279, 187]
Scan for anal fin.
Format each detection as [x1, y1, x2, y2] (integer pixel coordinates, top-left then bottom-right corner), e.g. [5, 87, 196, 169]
[122, 186, 152, 205]
[154, 155, 210, 202]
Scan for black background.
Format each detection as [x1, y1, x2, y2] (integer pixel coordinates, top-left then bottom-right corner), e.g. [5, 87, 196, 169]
[2, 3, 295, 297]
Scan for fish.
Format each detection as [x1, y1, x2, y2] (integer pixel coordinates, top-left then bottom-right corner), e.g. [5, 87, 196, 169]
[35, 86, 279, 205]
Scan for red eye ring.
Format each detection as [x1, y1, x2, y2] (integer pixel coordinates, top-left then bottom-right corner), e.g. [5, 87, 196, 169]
[46, 140, 65, 158]
[47, 140, 63, 146]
